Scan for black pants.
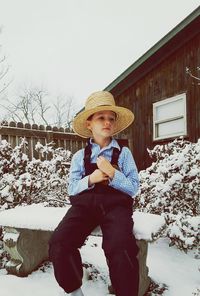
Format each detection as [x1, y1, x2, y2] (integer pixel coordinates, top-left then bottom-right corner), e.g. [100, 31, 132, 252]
[49, 191, 139, 296]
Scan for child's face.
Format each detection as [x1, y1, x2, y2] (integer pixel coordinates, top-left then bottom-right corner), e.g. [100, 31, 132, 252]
[86, 110, 116, 139]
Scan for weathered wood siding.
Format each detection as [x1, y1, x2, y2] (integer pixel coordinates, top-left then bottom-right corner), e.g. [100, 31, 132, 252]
[114, 33, 200, 170]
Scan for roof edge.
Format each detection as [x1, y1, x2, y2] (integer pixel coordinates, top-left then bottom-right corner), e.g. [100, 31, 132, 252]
[104, 6, 200, 92]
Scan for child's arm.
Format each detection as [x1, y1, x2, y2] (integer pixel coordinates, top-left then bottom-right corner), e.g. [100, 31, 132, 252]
[96, 156, 115, 179]
[67, 149, 92, 196]
[97, 147, 139, 197]
[67, 149, 109, 196]
[88, 169, 109, 186]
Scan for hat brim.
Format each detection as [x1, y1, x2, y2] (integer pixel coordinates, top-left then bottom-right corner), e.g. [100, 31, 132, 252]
[72, 105, 134, 138]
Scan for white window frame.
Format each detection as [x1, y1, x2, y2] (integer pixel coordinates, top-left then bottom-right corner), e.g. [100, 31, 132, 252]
[153, 93, 187, 141]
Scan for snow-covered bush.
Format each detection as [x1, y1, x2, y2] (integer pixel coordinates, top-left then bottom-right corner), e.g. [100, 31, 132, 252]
[0, 227, 9, 269]
[134, 137, 200, 252]
[0, 139, 72, 269]
[0, 139, 72, 210]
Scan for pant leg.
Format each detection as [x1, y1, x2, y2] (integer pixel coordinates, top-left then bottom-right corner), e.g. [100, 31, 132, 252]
[100, 202, 139, 296]
[49, 196, 98, 293]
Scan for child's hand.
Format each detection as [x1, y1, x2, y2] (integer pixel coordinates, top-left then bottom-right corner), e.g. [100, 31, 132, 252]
[96, 156, 115, 179]
[89, 169, 109, 186]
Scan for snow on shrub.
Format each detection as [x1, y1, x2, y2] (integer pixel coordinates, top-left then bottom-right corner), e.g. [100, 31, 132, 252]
[0, 139, 72, 210]
[0, 227, 9, 269]
[134, 137, 200, 252]
[0, 139, 72, 268]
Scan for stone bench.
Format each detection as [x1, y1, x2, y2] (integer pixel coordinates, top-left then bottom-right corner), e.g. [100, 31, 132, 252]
[0, 204, 166, 296]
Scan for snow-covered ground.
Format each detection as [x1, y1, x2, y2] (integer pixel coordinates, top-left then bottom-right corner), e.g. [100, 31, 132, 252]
[0, 235, 199, 296]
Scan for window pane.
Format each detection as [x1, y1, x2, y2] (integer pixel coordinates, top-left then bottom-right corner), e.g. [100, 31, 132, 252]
[156, 99, 184, 120]
[157, 118, 185, 137]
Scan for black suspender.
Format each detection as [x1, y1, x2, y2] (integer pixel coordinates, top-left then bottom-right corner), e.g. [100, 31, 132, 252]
[84, 138, 92, 175]
[84, 138, 123, 175]
[111, 147, 121, 166]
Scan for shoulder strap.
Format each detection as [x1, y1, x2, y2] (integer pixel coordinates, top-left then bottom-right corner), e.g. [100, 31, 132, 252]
[84, 138, 92, 174]
[111, 140, 124, 166]
[84, 138, 124, 170]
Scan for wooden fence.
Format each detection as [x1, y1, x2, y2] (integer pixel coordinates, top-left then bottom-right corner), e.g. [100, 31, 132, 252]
[0, 121, 87, 159]
[0, 121, 129, 160]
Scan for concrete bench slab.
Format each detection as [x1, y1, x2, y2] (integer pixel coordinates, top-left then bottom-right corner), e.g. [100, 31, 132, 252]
[0, 204, 166, 296]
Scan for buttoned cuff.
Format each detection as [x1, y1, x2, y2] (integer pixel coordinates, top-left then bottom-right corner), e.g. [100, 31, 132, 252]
[109, 169, 122, 187]
[84, 175, 95, 191]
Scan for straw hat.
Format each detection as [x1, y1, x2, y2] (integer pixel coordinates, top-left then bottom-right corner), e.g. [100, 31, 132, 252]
[72, 91, 134, 138]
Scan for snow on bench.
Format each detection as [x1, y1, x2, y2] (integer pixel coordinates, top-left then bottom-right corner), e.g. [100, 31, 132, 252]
[0, 204, 166, 296]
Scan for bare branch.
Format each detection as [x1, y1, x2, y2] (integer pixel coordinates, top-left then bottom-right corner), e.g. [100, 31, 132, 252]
[0, 101, 25, 122]
[1, 86, 51, 125]
[186, 67, 200, 84]
[53, 95, 75, 128]
[0, 55, 6, 64]
[0, 78, 12, 95]
[0, 29, 12, 96]
[34, 89, 50, 125]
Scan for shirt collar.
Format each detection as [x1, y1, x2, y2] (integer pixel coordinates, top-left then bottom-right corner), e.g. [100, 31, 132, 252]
[89, 137, 120, 150]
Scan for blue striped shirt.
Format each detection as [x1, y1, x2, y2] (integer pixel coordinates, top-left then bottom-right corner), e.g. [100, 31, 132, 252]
[67, 138, 139, 198]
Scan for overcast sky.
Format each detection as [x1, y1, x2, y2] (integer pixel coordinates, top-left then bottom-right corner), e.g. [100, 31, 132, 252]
[0, 0, 199, 109]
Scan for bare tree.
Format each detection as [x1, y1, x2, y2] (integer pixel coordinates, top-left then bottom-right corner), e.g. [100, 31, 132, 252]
[33, 89, 50, 125]
[0, 26, 11, 97]
[0, 87, 50, 125]
[0, 86, 77, 128]
[0, 27, 12, 127]
[53, 95, 75, 130]
[0, 55, 10, 95]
